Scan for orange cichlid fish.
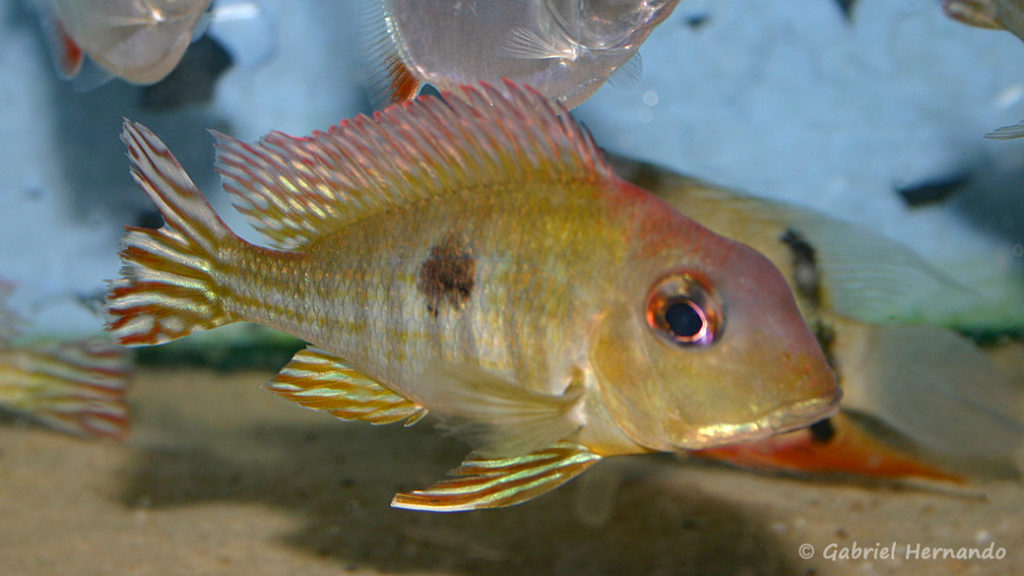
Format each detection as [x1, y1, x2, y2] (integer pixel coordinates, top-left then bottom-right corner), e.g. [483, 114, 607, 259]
[107, 81, 839, 511]
[365, 0, 680, 109]
[0, 283, 130, 440]
[613, 157, 1024, 482]
[34, 0, 213, 85]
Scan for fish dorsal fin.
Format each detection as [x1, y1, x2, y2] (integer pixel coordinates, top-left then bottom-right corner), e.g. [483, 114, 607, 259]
[266, 347, 425, 425]
[391, 442, 601, 511]
[213, 81, 612, 249]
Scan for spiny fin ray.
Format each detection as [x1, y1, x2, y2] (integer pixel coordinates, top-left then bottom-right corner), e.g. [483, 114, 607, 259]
[106, 120, 236, 346]
[214, 81, 613, 249]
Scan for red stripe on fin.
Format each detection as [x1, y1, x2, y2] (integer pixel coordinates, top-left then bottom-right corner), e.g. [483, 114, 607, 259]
[214, 81, 612, 249]
[266, 347, 425, 425]
[5, 339, 131, 440]
[106, 120, 236, 346]
[391, 442, 601, 512]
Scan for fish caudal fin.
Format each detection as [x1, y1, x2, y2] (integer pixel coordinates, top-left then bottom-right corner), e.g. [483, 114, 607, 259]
[9, 339, 132, 440]
[392, 442, 601, 512]
[107, 120, 236, 346]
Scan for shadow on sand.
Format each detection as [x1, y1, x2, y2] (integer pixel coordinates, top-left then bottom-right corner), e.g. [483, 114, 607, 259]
[118, 411, 801, 576]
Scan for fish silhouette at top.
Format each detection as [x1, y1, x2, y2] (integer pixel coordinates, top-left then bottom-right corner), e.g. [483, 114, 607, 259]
[35, 0, 213, 85]
[367, 0, 680, 109]
[107, 81, 839, 511]
[943, 0, 1024, 138]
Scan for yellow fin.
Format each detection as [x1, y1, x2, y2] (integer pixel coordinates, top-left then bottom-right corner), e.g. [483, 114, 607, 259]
[212, 81, 613, 249]
[265, 347, 425, 425]
[417, 363, 584, 457]
[391, 442, 601, 512]
[5, 339, 131, 440]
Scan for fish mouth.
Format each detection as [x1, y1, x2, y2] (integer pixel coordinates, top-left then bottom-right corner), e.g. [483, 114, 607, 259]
[686, 388, 842, 449]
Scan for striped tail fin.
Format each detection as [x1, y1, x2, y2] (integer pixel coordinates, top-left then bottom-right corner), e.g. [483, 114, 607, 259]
[4, 339, 131, 440]
[107, 120, 237, 346]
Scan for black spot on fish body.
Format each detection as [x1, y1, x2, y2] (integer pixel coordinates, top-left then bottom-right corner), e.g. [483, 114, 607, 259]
[780, 228, 822, 309]
[809, 418, 836, 444]
[418, 233, 475, 318]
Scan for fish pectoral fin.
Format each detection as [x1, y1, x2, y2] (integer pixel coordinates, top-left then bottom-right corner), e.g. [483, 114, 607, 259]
[502, 26, 578, 60]
[391, 442, 601, 512]
[265, 347, 426, 425]
[418, 363, 585, 457]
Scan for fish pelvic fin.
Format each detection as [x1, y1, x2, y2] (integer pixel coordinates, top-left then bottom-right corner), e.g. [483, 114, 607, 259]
[107, 120, 237, 346]
[266, 347, 425, 425]
[391, 442, 601, 512]
[213, 80, 613, 249]
[6, 339, 131, 440]
[417, 363, 585, 458]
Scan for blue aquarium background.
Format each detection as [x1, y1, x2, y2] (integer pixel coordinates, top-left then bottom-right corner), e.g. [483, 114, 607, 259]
[0, 0, 1022, 336]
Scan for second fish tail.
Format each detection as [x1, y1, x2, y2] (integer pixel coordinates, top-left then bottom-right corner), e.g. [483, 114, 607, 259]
[107, 120, 240, 346]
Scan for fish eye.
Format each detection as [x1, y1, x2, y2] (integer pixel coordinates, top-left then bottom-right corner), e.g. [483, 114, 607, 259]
[645, 273, 721, 347]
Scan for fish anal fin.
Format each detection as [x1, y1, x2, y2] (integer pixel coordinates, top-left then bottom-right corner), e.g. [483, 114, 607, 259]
[266, 347, 424, 425]
[391, 442, 601, 511]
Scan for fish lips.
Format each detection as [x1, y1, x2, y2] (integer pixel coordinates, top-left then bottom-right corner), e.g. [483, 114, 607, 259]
[683, 386, 843, 450]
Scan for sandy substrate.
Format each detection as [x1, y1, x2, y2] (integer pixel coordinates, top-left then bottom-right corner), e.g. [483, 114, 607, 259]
[2, 367, 1022, 576]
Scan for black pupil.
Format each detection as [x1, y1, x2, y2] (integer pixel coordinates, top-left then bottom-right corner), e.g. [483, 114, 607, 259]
[664, 299, 705, 340]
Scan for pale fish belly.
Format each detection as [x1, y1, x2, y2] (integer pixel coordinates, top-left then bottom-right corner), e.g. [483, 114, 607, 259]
[216, 182, 629, 401]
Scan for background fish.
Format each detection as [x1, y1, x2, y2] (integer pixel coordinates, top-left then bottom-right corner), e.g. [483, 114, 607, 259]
[0, 282, 130, 439]
[35, 0, 213, 85]
[365, 0, 680, 109]
[106, 82, 838, 511]
[943, 0, 1024, 138]
[612, 156, 1024, 482]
